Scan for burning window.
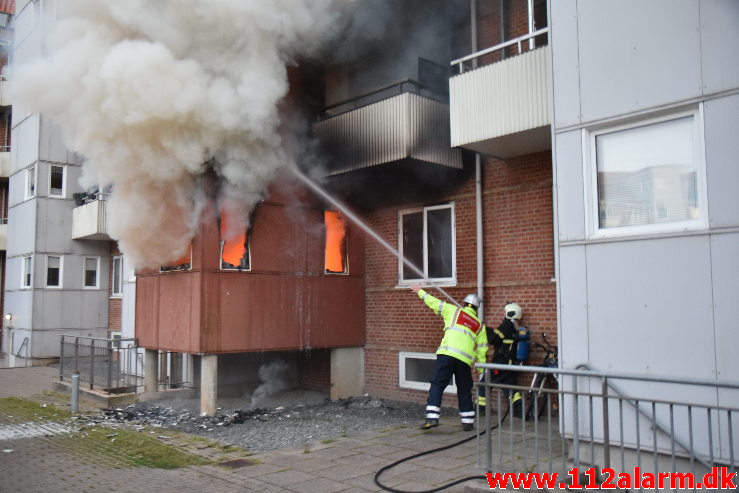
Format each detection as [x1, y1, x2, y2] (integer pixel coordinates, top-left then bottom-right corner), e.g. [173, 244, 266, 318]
[220, 210, 250, 270]
[161, 246, 191, 272]
[324, 211, 347, 274]
[399, 203, 455, 282]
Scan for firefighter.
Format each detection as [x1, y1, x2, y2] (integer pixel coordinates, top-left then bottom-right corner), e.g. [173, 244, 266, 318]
[410, 284, 488, 431]
[477, 302, 524, 417]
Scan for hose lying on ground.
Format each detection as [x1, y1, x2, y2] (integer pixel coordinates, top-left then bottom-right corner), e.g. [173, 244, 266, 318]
[373, 407, 510, 493]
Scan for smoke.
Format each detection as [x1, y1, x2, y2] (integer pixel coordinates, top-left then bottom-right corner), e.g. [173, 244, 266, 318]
[11, 0, 344, 268]
[248, 358, 296, 409]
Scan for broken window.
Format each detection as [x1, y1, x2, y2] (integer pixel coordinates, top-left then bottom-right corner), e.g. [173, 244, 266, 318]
[399, 203, 455, 283]
[160, 246, 191, 272]
[219, 210, 250, 270]
[324, 210, 347, 274]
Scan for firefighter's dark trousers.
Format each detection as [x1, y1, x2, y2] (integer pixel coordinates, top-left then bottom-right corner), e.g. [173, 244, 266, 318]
[425, 354, 474, 425]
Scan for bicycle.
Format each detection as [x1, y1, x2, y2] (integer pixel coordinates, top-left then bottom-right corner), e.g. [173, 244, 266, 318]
[525, 332, 559, 420]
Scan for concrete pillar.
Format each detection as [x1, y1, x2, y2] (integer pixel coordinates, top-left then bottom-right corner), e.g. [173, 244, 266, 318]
[200, 354, 218, 416]
[143, 349, 158, 393]
[330, 347, 364, 400]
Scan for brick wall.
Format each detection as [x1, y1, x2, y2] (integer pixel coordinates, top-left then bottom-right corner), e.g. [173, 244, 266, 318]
[298, 349, 331, 391]
[362, 152, 556, 410]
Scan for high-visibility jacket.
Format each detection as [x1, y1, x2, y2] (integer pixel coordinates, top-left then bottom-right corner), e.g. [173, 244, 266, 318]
[417, 289, 488, 366]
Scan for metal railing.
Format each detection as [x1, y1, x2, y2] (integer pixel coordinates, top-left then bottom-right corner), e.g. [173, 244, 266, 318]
[475, 363, 738, 485]
[59, 335, 192, 393]
[451, 28, 549, 74]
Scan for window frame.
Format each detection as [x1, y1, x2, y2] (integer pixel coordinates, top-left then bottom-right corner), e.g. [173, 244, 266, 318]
[48, 164, 66, 198]
[111, 256, 123, 297]
[219, 238, 251, 271]
[83, 256, 100, 289]
[160, 247, 192, 272]
[324, 210, 348, 275]
[21, 255, 32, 289]
[397, 202, 456, 286]
[25, 166, 37, 200]
[45, 255, 63, 289]
[584, 106, 708, 239]
[398, 351, 457, 393]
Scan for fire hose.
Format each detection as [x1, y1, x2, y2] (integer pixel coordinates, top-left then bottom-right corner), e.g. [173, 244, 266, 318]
[373, 407, 510, 493]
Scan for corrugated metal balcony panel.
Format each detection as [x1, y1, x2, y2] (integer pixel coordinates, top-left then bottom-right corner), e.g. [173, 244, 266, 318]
[72, 199, 111, 240]
[313, 93, 462, 175]
[450, 46, 550, 151]
[0, 151, 9, 177]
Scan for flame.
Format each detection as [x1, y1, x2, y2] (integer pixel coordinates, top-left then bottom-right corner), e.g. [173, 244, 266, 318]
[221, 210, 246, 267]
[325, 211, 346, 273]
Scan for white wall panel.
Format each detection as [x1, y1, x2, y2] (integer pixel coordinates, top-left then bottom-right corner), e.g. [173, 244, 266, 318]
[549, 0, 581, 128]
[577, 0, 702, 123]
[700, 0, 739, 95]
[11, 114, 39, 174]
[584, 236, 714, 380]
[703, 94, 739, 228]
[6, 200, 36, 256]
[711, 233, 739, 386]
[554, 130, 585, 241]
[557, 245, 588, 370]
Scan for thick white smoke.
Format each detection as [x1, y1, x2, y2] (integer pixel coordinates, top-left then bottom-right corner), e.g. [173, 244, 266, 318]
[11, 0, 343, 268]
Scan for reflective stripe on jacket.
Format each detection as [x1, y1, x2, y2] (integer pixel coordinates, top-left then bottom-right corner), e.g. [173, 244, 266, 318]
[418, 289, 488, 366]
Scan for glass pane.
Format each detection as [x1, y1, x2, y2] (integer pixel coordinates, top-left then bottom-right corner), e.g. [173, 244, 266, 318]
[401, 212, 423, 280]
[113, 258, 122, 294]
[596, 116, 697, 229]
[84, 258, 97, 287]
[427, 208, 452, 278]
[50, 166, 64, 195]
[47, 257, 60, 286]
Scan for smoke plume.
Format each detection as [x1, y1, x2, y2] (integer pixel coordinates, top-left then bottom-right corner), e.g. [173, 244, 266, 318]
[248, 358, 295, 409]
[11, 0, 343, 268]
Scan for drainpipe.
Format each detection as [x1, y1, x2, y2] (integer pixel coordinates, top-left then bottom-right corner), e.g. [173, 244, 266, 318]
[471, 0, 485, 319]
[476, 154, 484, 320]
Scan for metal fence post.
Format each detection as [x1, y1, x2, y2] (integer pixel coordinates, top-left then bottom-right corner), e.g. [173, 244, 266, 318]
[71, 371, 80, 413]
[602, 377, 610, 469]
[59, 336, 65, 381]
[106, 339, 113, 391]
[89, 339, 95, 390]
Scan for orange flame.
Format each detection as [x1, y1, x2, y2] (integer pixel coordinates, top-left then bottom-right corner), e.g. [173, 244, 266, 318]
[325, 211, 346, 273]
[220, 211, 246, 267]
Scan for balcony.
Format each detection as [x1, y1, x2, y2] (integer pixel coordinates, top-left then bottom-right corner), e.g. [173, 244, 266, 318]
[72, 193, 110, 240]
[0, 75, 8, 107]
[449, 30, 550, 159]
[0, 150, 8, 177]
[312, 79, 462, 175]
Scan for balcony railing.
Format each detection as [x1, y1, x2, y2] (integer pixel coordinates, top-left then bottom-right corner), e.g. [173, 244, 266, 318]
[449, 29, 551, 158]
[72, 192, 110, 240]
[313, 78, 462, 174]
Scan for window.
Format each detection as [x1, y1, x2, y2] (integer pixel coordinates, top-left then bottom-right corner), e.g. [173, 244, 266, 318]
[161, 246, 191, 272]
[46, 255, 62, 288]
[219, 211, 250, 270]
[83, 257, 99, 288]
[324, 211, 348, 274]
[587, 109, 706, 237]
[49, 165, 65, 197]
[399, 203, 455, 284]
[25, 167, 36, 199]
[398, 352, 457, 393]
[21, 255, 32, 288]
[112, 256, 123, 297]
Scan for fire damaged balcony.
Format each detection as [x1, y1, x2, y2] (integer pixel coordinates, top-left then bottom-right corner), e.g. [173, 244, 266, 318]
[71, 192, 111, 240]
[312, 79, 463, 176]
[450, 30, 551, 158]
[134, 172, 365, 355]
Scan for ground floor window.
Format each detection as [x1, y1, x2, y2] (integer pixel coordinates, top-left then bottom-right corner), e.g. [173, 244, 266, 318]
[398, 351, 457, 393]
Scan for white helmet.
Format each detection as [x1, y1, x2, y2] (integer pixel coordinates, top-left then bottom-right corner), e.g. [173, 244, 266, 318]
[463, 294, 480, 309]
[504, 302, 522, 320]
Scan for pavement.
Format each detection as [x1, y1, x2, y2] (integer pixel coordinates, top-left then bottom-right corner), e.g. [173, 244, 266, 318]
[0, 356, 493, 493]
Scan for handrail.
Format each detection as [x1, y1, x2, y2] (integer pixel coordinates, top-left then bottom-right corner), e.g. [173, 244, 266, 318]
[451, 27, 549, 73]
[574, 362, 713, 470]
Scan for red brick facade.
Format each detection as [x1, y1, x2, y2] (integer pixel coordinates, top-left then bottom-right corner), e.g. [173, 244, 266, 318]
[362, 152, 556, 407]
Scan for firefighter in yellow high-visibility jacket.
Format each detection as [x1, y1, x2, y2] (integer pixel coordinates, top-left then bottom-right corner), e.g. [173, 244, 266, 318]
[411, 284, 488, 431]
